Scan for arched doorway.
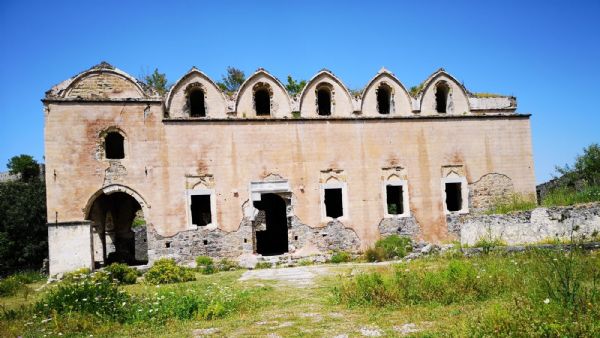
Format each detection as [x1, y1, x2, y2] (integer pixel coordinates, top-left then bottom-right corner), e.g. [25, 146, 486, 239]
[253, 193, 289, 256]
[87, 191, 148, 266]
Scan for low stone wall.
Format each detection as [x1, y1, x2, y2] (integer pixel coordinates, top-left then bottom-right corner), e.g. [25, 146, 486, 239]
[378, 216, 420, 238]
[457, 203, 600, 246]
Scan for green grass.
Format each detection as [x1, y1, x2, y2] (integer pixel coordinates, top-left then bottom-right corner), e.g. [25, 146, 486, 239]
[486, 193, 537, 215]
[542, 185, 600, 207]
[1, 250, 599, 337]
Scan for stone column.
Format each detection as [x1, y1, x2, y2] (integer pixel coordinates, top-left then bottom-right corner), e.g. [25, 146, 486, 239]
[48, 221, 94, 276]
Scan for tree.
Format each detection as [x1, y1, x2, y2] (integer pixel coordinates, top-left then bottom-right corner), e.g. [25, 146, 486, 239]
[0, 180, 47, 273]
[217, 67, 245, 94]
[7, 154, 40, 182]
[144, 68, 168, 95]
[556, 143, 600, 187]
[285, 75, 306, 96]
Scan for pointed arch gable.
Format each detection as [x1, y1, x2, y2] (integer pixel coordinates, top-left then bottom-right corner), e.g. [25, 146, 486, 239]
[360, 70, 412, 115]
[299, 70, 353, 117]
[165, 68, 226, 116]
[418, 69, 471, 113]
[234, 69, 292, 117]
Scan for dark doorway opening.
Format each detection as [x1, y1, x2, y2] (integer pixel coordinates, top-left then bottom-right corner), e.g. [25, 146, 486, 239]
[324, 188, 343, 218]
[191, 195, 211, 226]
[105, 132, 124, 159]
[445, 182, 463, 212]
[255, 89, 270, 116]
[435, 82, 449, 113]
[317, 88, 331, 115]
[254, 193, 288, 256]
[377, 85, 391, 114]
[87, 191, 147, 266]
[386, 185, 404, 215]
[189, 89, 206, 117]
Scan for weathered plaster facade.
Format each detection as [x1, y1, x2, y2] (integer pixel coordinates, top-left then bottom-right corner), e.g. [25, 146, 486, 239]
[44, 62, 535, 275]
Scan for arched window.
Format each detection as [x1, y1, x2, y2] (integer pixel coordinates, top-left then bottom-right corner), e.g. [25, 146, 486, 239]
[189, 89, 206, 117]
[376, 84, 391, 114]
[435, 82, 449, 113]
[105, 132, 124, 159]
[254, 88, 270, 116]
[317, 87, 331, 116]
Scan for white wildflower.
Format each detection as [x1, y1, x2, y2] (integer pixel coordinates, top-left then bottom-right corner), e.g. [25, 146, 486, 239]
[544, 298, 550, 304]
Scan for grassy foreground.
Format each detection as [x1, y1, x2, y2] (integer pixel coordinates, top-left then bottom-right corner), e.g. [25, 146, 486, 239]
[1, 249, 599, 337]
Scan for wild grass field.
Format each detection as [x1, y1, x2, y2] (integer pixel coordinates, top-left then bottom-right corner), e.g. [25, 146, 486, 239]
[1, 245, 599, 337]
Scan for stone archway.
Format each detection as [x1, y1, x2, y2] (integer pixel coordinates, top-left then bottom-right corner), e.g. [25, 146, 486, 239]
[85, 185, 149, 266]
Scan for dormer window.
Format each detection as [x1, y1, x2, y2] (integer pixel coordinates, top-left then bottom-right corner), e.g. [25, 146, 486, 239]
[317, 87, 332, 116]
[254, 88, 271, 116]
[105, 132, 124, 159]
[377, 83, 392, 114]
[435, 82, 449, 113]
[189, 88, 206, 117]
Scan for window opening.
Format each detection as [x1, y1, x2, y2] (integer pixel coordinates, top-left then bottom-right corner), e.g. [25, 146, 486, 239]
[191, 195, 212, 226]
[324, 188, 343, 218]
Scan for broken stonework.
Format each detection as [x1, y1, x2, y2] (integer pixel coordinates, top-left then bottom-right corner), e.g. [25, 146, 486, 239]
[378, 216, 420, 238]
[147, 216, 361, 265]
[458, 202, 600, 245]
[469, 173, 515, 212]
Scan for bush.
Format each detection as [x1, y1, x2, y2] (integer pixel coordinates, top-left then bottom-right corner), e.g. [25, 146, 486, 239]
[473, 237, 506, 254]
[104, 263, 139, 284]
[375, 235, 412, 260]
[0, 271, 45, 297]
[364, 247, 386, 262]
[330, 251, 352, 264]
[216, 258, 240, 272]
[62, 267, 92, 282]
[196, 256, 215, 275]
[36, 273, 130, 320]
[255, 262, 272, 269]
[145, 259, 196, 284]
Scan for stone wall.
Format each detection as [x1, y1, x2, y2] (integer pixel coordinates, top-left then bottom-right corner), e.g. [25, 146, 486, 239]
[469, 173, 515, 212]
[457, 203, 600, 245]
[48, 221, 94, 275]
[377, 216, 420, 238]
[146, 215, 361, 265]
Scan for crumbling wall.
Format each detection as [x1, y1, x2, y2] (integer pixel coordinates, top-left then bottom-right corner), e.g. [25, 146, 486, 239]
[469, 173, 514, 212]
[66, 73, 143, 99]
[457, 203, 600, 245]
[146, 214, 361, 264]
[378, 216, 420, 238]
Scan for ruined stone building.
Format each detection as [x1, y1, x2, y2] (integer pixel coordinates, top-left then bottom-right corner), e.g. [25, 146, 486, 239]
[44, 62, 535, 274]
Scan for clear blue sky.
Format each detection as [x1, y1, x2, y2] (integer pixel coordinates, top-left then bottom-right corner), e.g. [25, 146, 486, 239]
[1, 0, 598, 183]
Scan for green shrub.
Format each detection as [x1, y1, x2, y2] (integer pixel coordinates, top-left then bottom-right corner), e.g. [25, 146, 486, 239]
[298, 259, 313, 266]
[486, 193, 537, 214]
[0, 270, 45, 297]
[62, 267, 92, 282]
[145, 259, 196, 284]
[216, 258, 240, 272]
[330, 251, 352, 264]
[364, 247, 386, 262]
[196, 256, 215, 274]
[104, 263, 139, 284]
[255, 262, 272, 269]
[36, 273, 130, 320]
[375, 235, 412, 260]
